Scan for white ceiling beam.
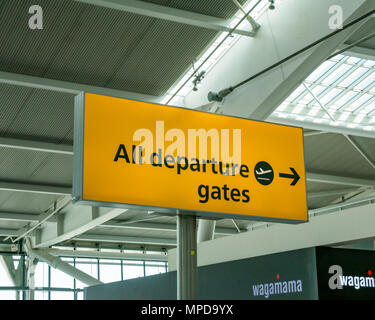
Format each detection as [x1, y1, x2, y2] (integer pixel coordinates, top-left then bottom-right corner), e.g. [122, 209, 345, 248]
[0, 137, 73, 155]
[10, 196, 72, 243]
[0, 212, 240, 236]
[0, 71, 161, 102]
[168, 201, 375, 270]
[0, 229, 17, 237]
[268, 115, 375, 139]
[303, 131, 327, 137]
[307, 188, 363, 199]
[33, 205, 127, 248]
[344, 135, 375, 169]
[0, 181, 72, 196]
[74, 0, 255, 37]
[2, 170, 374, 196]
[343, 46, 375, 59]
[45, 248, 168, 261]
[0, 212, 40, 223]
[74, 233, 176, 246]
[26, 242, 103, 287]
[100, 221, 240, 235]
[307, 172, 375, 187]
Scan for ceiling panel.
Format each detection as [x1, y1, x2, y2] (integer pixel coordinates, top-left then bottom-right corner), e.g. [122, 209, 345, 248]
[0, 148, 72, 186]
[0, 190, 61, 214]
[304, 133, 375, 179]
[0, 0, 220, 96]
[144, 0, 246, 19]
[0, 84, 75, 143]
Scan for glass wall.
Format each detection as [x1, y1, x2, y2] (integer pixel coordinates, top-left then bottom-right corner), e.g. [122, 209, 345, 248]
[0, 253, 167, 300]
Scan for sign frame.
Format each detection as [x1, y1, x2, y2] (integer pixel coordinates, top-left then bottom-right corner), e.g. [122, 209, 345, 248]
[73, 92, 308, 224]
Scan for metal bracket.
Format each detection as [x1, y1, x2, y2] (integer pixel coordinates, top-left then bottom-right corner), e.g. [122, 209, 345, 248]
[232, 0, 261, 36]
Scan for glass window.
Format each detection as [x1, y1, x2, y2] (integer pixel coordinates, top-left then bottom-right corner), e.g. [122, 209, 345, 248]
[359, 102, 375, 115]
[75, 258, 99, 289]
[34, 290, 49, 300]
[321, 64, 352, 85]
[319, 88, 342, 104]
[344, 94, 372, 112]
[50, 268, 74, 289]
[285, 84, 305, 102]
[35, 262, 49, 288]
[363, 60, 375, 68]
[99, 260, 122, 283]
[346, 56, 362, 64]
[77, 291, 84, 300]
[0, 291, 16, 300]
[13, 256, 21, 270]
[337, 67, 368, 88]
[0, 256, 14, 286]
[50, 291, 74, 300]
[306, 60, 336, 82]
[354, 72, 375, 91]
[123, 261, 144, 280]
[145, 262, 166, 276]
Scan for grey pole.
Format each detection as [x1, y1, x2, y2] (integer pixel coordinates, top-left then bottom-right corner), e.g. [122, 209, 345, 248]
[177, 213, 197, 300]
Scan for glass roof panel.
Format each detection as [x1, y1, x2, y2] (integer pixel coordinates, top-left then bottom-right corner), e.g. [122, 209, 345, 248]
[337, 67, 368, 88]
[354, 71, 375, 91]
[321, 64, 352, 85]
[305, 60, 336, 82]
[272, 54, 375, 132]
[343, 94, 372, 112]
[319, 88, 343, 104]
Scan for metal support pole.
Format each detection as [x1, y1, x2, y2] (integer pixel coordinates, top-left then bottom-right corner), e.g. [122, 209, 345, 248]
[177, 214, 197, 300]
[27, 258, 37, 300]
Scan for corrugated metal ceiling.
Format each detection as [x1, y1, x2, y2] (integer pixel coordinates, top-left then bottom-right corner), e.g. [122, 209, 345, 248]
[0, 84, 74, 144]
[304, 133, 375, 179]
[0, 0, 243, 96]
[0, 190, 62, 214]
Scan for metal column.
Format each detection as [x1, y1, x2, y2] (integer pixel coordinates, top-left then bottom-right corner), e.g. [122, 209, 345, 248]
[177, 214, 197, 300]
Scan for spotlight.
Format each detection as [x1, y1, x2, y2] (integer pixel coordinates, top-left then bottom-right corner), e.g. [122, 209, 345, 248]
[207, 87, 234, 102]
[269, 0, 275, 10]
[192, 70, 206, 92]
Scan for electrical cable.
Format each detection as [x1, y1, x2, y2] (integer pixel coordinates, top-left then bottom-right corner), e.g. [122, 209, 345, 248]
[209, 8, 375, 101]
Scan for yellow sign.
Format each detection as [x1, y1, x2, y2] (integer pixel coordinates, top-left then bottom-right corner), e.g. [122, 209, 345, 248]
[73, 92, 308, 223]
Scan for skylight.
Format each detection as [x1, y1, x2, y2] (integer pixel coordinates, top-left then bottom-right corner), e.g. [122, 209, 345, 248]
[273, 54, 375, 133]
[160, 1, 375, 135]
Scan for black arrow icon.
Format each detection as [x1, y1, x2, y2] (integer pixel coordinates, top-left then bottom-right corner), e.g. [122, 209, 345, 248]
[279, 168, 300, 186]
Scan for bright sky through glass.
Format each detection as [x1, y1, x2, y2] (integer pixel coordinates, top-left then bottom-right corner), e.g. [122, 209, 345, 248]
[273, 54, 375, 132]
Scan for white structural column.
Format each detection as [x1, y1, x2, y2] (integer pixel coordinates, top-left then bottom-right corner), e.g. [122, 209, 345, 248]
[0, 255, 17, 286]
[33, 205, 127, 248]
[197, 219, 216, 242]
[168, 201, 375, 270]
[27, 258, 38, 300]
[0, 181, 72, 196]
[45, 248, 168, 262]
[188, 0, 371, 241]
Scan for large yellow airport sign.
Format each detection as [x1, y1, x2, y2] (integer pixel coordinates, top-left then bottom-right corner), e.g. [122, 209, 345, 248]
[73, 92, 308, 223]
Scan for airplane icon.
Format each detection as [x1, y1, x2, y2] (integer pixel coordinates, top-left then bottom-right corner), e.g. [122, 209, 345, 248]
[255, 168, 272, 175]
[254, 161, 274, 186]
